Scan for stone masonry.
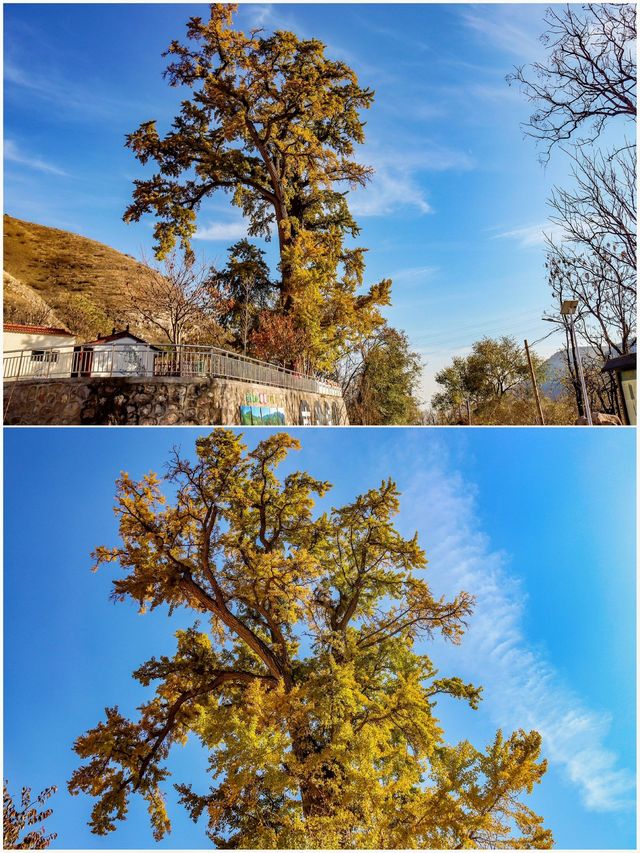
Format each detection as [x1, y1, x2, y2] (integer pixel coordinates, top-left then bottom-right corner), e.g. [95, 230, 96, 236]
[3, 376, 349, 426]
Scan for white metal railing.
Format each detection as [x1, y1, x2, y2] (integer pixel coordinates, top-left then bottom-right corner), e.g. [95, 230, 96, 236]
[3, 343, 342, 397]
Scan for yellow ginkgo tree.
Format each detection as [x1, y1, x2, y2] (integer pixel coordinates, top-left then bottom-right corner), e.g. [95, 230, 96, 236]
[69, 431, 553, 849]
[124, 3, 391, 371]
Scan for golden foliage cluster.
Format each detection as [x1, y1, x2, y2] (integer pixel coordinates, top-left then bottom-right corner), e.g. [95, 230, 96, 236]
[69, 431, 552, 848]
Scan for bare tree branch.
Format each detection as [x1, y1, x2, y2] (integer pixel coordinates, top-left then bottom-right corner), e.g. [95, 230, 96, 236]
[507, 4, 636, 159]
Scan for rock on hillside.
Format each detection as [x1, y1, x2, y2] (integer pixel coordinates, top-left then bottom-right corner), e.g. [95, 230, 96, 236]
[3, 270, 65, 328]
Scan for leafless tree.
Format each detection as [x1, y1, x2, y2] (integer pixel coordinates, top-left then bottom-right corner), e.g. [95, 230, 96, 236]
[508, 3, 636, 159]
[546, 143, 636, 357]
[510, 3, 636, 418]
[550, 145, 636, 282]
[126, 251, 216, 346]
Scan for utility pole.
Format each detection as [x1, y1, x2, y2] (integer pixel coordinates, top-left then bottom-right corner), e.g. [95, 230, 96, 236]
[524, 339, 545, 425]
[567, 323, 584, 418]
[560, 300, 592, 426]
[542, 301, 593, 425]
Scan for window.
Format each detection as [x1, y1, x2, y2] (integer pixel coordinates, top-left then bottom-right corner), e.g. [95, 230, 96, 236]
[31, 350, 58, 363]
[299, 401, 311, 426]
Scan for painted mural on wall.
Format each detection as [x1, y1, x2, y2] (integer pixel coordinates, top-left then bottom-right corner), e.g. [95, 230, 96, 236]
[240, 391, 286, 425]
[237, 390, 343, 426]
[239, 405, 286, 425]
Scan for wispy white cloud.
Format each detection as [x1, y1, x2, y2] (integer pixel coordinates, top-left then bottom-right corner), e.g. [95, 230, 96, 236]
[394, 446, 635, 813]
[245, 4, 275, 29]
[390, 265, 439, 284]
[351, 143, 474, 217]
[353, 14, 431, 54]
[5, 59, 150, 121]
[194, 220, 248, 242]
[461, 7, 543, 62]
[6, 59, 99, 113]
[4, 139, 68, 176]
[350, 166, 432, 217]
[492, 222, 565, 248]
[413, 147, 475, 173]
[467, 82, 523, 104]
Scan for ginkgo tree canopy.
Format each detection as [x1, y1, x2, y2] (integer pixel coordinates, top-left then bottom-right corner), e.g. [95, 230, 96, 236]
[69, 430, 552, 849]
[124, 3, 391, 371]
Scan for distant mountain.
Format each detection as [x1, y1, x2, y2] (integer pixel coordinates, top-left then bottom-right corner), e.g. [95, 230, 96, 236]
[540, 348, 575, 400]
[3, 214, 152, 337]
[540, 341, 635, 400]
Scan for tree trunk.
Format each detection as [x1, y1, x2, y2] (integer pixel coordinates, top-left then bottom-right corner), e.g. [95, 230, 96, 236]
[299, 779, 334, 819]
[275, 217, 296, 313]
[290, 728, 337, 819]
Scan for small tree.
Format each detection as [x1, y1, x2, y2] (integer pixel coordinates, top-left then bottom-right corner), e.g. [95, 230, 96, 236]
[69, 431, 552, 848]
[126, 251, 216, 347]
[209, 240, 276, 354]
[340, 325, 423, 425]
[433, 337, 546, 425]
[3, 782, 57, 850]
[469, 336, 542, 399]
[248, 310, 309, 370]
[57, 293, 113, 341]
[432, 356, 484, 424]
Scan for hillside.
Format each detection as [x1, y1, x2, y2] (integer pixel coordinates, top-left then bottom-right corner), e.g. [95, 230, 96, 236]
[3, 215, 152, 338]
[539, 344, 627, 399]
[3, 270, 66, 328]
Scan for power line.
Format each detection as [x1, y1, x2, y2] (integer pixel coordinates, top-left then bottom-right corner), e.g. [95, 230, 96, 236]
[418, 317, 554, 356]
[410, 308, 543, 346]
[528, 326, 563, 348]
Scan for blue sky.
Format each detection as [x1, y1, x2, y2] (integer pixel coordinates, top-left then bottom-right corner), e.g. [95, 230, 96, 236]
[4, 426, 636, 849]
[4, 3, 634, 400]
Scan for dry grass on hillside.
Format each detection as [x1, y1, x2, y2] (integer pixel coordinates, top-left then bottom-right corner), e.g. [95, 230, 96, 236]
[3, 215, 233, 348]
[3, 214, 150, 335]
[3, 270, 65, 327]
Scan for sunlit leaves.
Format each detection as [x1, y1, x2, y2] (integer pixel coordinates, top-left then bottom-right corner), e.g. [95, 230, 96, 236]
[3, 783, 57, 850]
[71, 430, 552, 847]
[123, 3, 390, 372]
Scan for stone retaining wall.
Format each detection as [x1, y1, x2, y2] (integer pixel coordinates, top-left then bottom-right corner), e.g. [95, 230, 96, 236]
[3, 376, 349, 426]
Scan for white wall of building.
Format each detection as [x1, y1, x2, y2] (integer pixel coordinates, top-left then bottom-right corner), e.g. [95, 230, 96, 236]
[3, 329, 77, 380]
[4, 329, 76, 351]
[88, 337, 156, 377]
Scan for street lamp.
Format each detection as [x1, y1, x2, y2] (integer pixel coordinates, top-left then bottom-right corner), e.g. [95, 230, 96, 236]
[560, 300, 593, 426]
